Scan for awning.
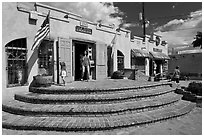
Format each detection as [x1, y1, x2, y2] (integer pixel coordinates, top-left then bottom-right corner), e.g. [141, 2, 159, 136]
[149, 52, 170, 60]
[131, 49, 150, 58]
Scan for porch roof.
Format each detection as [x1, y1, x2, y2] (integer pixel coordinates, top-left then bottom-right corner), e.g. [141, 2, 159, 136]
[149, 52, 170, 60]
[131, 49, 150, 58]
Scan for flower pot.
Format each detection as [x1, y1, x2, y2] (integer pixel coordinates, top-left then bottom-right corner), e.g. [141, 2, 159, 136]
[33, 75, 53, 87]
[182, 92, 197, 102]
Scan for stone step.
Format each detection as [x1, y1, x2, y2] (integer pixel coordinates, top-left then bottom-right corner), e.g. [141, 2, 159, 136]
[29, 83, 172, 94]
[15, 86, 174, 104]
[2, 100, 196, 131]
[3, 93, 182, 116]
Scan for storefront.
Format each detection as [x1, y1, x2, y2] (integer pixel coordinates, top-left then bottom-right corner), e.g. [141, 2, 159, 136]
[2, 2, 169, 99]
[149, 50, 170, 77]
[130, 34, 169, 77]
[131, 49, 150, 76]
[2, 2, 129, 91]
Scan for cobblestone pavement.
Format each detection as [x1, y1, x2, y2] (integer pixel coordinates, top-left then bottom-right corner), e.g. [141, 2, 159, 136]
[2, 107, 201, 135]
[2, 80, 202, 135]
[35, 79, 160, 90]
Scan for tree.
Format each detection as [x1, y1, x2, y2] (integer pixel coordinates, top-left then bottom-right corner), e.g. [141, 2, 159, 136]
[192, 31, 202, 49]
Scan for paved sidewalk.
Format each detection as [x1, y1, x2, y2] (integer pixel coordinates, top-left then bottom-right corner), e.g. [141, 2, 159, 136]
[2, 107, 202, 135]
[2, 80, 202, 135]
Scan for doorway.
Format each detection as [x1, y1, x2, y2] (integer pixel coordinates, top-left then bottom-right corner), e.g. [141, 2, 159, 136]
[155, 60, 162, 74]
[73, 41, 88, 81]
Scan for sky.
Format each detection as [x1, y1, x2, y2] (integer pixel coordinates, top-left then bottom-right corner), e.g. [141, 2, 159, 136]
[19, 2, 202, 49]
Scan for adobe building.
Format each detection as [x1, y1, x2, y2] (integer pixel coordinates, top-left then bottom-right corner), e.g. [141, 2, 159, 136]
[2, 2, 169, 99]
[168, 49, 202, 80]
[130, 34, 169, 77]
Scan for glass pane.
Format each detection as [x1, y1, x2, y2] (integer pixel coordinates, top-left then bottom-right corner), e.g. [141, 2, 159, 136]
[6, 38, 27, 86]
[38, 40, 53, 76]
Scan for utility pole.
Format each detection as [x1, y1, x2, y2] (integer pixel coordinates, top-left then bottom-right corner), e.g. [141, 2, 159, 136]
[142, 2, 146, 42]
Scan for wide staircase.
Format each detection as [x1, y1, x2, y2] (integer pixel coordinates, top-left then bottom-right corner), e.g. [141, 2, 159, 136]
[2, 80, 196, 132]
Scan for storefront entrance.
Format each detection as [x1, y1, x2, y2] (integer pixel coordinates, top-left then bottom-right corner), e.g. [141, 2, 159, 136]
[72, 40, 96, 81]
[73, 41, 87, 81]
[149, 59, 162, 76]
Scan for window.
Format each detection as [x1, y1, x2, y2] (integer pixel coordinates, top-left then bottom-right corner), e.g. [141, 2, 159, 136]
[38, 40, 53, 76]
[117, 50, 124, 71]
[5, 38, 27, 87]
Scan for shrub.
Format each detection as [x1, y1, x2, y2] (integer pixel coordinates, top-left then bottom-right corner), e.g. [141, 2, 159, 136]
[186, 82, 202, 96]
[111, 71, 124, 79]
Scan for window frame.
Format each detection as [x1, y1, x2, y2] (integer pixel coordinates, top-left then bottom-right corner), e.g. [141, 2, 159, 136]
[5, 38, 28, 87]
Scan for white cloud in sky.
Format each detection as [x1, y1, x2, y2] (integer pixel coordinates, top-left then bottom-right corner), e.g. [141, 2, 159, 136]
[122, 23, 140, 28]
[155, 10, 202, 48]
[20, 2, 201, 48]
[43, 2, 124, 28]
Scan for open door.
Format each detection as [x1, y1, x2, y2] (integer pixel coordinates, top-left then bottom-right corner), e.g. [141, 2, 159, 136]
[58, 37, 73, 83]
[96, 42, 107, 79]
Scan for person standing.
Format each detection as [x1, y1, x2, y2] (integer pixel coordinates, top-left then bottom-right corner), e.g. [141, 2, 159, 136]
[80, 54, 84, 81]
[173, 66, 180, 89]
[60, 62, 67, 86]
[81, 50, 90, 81]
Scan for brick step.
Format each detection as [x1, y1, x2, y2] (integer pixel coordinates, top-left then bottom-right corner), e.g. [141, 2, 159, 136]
[29, 83, 171, 94]
[15, 86, 174, 104]
[2, 100, 196, 132]
[3, 93, 182, 116]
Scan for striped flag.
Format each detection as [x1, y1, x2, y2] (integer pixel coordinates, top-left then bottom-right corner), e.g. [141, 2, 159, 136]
[31, 11, 50, 50]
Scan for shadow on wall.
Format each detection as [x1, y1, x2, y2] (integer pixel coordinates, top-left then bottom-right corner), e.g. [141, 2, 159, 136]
[27, 46, 38, 81]
[107, 45, 113, 77]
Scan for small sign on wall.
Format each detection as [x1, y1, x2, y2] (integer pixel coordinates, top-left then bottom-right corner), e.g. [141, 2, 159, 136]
[75, 26, 92, 35]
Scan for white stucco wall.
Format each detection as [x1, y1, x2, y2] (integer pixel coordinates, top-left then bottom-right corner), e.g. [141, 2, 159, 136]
[2, 2, 169, 99]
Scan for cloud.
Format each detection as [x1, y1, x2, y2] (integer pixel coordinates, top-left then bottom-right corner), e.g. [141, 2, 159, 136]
[155, 19, 184, 31]
[41, 2, 124, 28]
[155, 10, 202, 48]
[122, 23, 140, 28]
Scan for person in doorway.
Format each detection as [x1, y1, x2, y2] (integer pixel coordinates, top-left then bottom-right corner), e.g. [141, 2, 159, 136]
[153, 61, 157, 76]
[172, 66, 180, 89]
[60, 62, 67, 86]
[80, 54, 84, 81]
[81, 50, 90, 82]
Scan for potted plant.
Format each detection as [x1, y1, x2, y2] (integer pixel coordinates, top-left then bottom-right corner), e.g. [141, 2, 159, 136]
[33, 69, 53, 87]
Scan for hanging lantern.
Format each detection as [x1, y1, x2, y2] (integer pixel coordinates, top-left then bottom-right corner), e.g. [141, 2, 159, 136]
[155, 36, 161, 46]
[149, 33, 154, 42]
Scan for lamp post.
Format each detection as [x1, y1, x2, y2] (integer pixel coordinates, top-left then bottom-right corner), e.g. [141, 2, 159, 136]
[142, 2, 146, 42]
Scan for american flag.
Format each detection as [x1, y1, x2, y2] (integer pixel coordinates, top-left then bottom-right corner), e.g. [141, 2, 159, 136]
[31, 11, 50, 50]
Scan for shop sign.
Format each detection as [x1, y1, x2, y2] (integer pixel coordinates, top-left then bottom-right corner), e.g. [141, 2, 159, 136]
[153, 48, 162, 52]
[75, 26, 92, 35]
